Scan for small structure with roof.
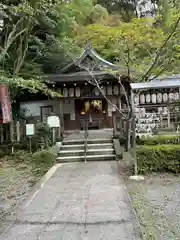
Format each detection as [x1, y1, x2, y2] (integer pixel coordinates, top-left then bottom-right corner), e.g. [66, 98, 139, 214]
[131, 75, 180, 129]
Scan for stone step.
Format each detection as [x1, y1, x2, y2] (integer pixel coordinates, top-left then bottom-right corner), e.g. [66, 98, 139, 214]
[63, 138, 112, 146]
[57, 154, 116, 163]
[59, 148, 114, 157]
[60, 143, 113, 151]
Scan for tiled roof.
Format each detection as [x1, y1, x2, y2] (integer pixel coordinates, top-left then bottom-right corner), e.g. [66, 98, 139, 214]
[131, 75, 180, 90]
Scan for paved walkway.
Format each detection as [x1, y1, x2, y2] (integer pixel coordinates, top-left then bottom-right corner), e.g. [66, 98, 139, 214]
[1, 162, 142, 239]
[64, 129, 113, 140]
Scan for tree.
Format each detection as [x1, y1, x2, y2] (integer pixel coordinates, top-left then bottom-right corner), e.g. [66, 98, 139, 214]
[75, 13, 180, 175]
[76, 13, 180, 80]
[97, 0, 138, 21]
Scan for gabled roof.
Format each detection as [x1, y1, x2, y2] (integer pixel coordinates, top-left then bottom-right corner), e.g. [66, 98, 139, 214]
[60, 44, 119, 74]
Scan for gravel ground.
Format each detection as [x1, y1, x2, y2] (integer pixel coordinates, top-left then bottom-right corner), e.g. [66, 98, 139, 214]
[126, 174, 180, 240]
[0, 161, 38, 233]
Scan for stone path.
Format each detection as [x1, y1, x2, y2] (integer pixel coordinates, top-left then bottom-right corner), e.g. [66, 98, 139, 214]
[1, 162, 142, 239]
[64, 129, 113, 140]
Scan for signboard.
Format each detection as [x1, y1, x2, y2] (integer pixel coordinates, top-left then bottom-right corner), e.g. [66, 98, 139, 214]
[47, 116, 60, 128]
[26, 124, 35, 136]
[0, 85, 11, 123]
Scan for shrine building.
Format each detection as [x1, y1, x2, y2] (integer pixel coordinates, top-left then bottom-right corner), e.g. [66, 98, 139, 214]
[20, 45, 131, 134]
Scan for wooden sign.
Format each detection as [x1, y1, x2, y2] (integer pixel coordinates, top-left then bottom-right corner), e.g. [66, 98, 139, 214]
[26, 124, 35, 136]
[47, 116, 60, 128]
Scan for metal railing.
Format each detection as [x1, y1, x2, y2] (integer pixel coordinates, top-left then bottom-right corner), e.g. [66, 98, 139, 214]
[84, 120, 89, 163]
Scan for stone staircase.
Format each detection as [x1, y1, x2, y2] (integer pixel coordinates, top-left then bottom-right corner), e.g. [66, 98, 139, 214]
[57, 130, 116, 162]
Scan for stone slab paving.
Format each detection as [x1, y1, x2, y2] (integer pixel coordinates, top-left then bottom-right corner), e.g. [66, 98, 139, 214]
[1, 162, 142, 240]
[64, 129, 113, 140]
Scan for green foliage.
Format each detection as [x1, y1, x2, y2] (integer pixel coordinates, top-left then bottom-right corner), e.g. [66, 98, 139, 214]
[31, 148, 57, 176]
[12, 150, 32, 163]
[0, 0, 81, 99]
[137, 144, 180, 174]
[76, 18, 169, 78]
[136, 135, 179, 145]
[0, 142, 29, 158]
[32, 122, 52, 150]
[97, 0, 137, 21]
[1, 0, 180, 93]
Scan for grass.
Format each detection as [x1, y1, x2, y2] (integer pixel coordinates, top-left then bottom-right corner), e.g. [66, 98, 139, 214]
[0, 148, 56, 227]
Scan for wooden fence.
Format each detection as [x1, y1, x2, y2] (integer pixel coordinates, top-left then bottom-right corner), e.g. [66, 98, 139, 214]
[0, 120, 30, 143]
[0, 120, 62, 144]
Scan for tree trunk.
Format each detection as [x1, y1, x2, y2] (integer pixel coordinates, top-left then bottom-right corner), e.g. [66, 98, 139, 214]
[132, 116, 138, 175]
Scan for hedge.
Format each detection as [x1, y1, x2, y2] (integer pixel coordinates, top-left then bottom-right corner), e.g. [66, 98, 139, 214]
[136, 135, 179, 145]
[137, 145, 180, 174]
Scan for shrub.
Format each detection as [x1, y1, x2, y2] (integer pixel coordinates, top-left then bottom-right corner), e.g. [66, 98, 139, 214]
[137, 145, 180, 174]
[12, 150, 31, 163]
[31, 148, 57, 176]
[136, 135, 179, 145]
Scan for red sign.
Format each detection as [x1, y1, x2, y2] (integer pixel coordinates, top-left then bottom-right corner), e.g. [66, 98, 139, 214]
[0, 85, 11, 123]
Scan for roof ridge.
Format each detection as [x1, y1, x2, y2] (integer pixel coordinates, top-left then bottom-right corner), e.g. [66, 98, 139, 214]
[60, 45, 119, 74]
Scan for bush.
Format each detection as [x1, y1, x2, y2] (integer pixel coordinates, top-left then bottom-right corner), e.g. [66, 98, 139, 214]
[12, 150, 31, 163]
[31, 148, 57, 176]
[32, 122, 52, 150]
[136, 135, 179, 145]
[0, 142, 29, 158]
[137, 145, 180, 174]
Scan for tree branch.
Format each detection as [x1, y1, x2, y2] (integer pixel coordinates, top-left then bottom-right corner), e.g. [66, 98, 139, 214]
[0, 18, 26, 62]
[138, 14, 180, 82]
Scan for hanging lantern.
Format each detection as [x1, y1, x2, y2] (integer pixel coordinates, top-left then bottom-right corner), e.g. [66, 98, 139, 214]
[134, 94, 139, 104]
[140, 94, 145, 104]
[94, 87, 100, 96]
[169, 92, 174, 101]
[174, 92, 179, 101]
[163, 93, 168, 102]
[113, 85, 119, 95]
[75, 87, 81, 97]
[63, 88, 68, 97]
[145, 94, 150, 103]
[101, 86, 106, 95]
[69, 88, 74, 97]
[157, 93, 162, 103]
[107, 85, 112, 95]
[151, 93, 157, 103]
[84, 101, 90, 113]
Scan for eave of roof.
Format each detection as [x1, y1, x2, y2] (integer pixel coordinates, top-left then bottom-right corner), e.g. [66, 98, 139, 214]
[131, 76, 180, 90]
[47, 71, 118, 83]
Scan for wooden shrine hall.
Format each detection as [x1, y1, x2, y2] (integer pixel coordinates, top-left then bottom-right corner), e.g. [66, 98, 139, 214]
[20, 45, 131, 134]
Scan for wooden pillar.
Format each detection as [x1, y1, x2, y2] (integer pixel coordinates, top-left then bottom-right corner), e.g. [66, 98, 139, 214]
[0, 124, 3, 143]
[167, 107, 171, 128]
[16, 121, 20, 142]
[59, 98, 64, 137]
[10, 121, 14, 154]
[113, 113, 116, 135]
[160, 114, 163, 128]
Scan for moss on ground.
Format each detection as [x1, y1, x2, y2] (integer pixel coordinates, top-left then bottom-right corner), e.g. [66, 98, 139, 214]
[126, 175, 180, 240]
